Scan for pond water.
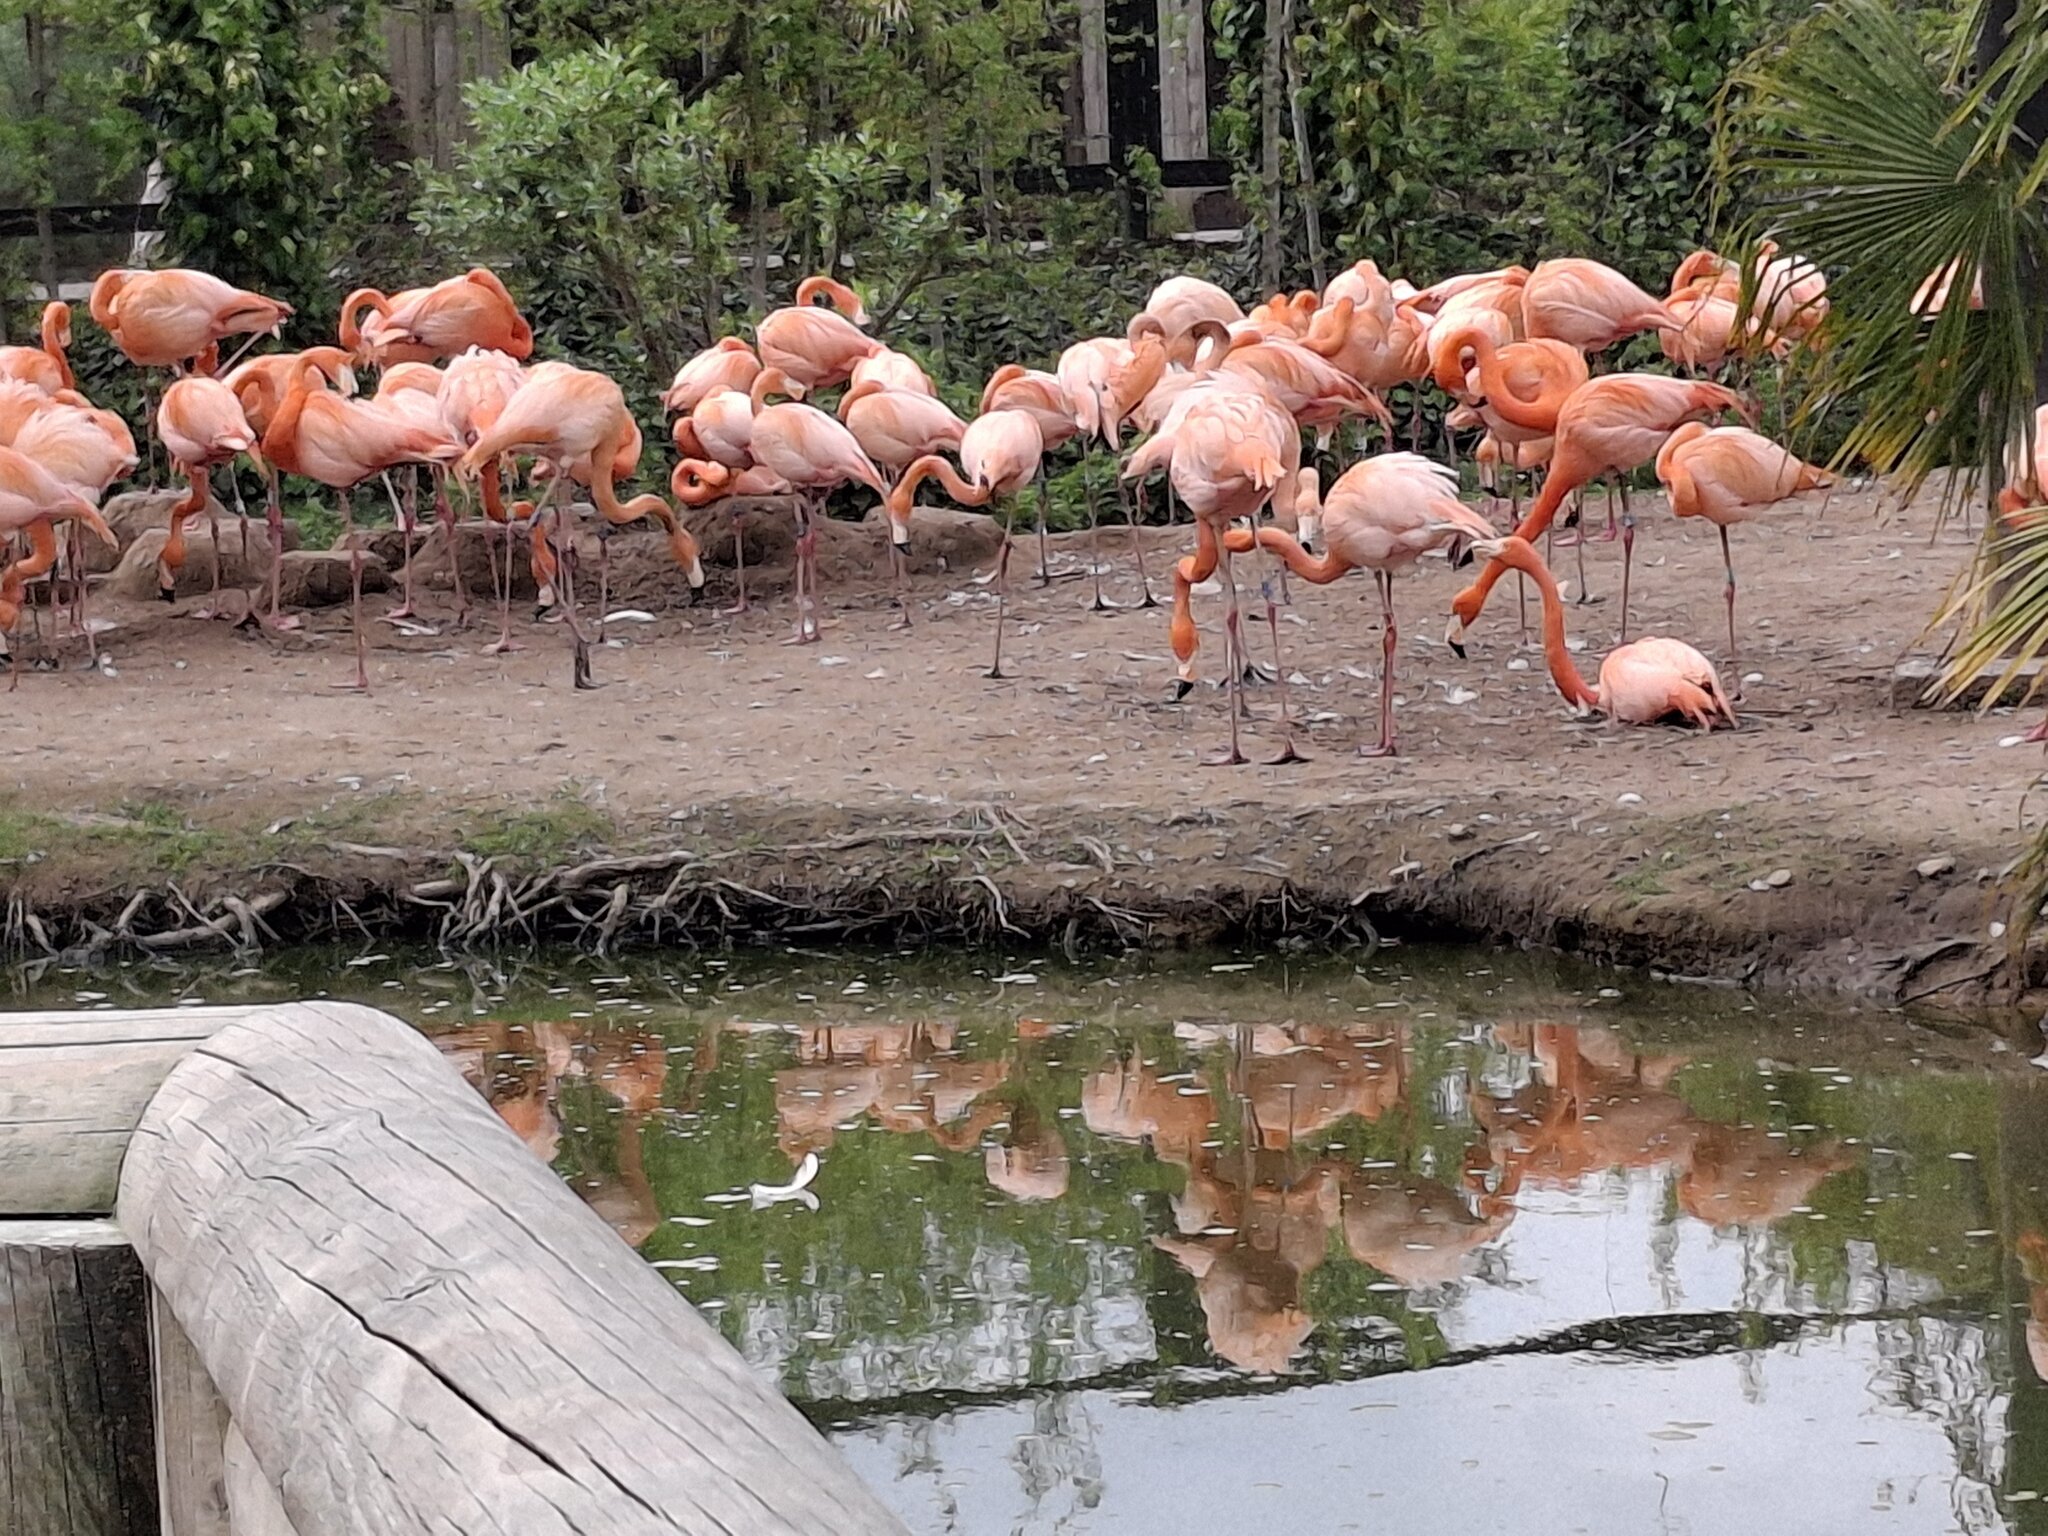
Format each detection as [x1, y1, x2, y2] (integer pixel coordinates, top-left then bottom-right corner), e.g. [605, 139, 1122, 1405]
[26, 946, 2048, 1533]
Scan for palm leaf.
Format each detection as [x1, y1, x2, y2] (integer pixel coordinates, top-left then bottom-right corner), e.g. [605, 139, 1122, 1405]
[1714, 0, 2047, 512]
[1929, 519, 2048, 711]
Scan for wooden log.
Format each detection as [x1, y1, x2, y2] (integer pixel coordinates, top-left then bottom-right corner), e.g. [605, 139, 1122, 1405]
[151, 1289, 230, 1536]
[0, 1220, 158, 1536]
[119, 1001, 909, 1536]
[0, 1008, 257, 1216]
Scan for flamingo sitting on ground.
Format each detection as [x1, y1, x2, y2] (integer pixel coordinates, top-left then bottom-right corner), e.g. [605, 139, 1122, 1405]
[745, 379, 890, 644]
[887, 409, 1045, 676]
[841, 378, 968, 623]
[1249, 455, 1496, 757]
[265, 365, 462, 690]
[1446, 375, 1749, 642]
[0, 445, 116, 682]
[1519, 259, 1681, 354]
[0, 302, 74, 393]
[1460, 535, 1737, 730]
[982, 364, 1081, 580]
[225, 346, 358, 627]
[671, 461, 792, 504]
[156, 377, 257, 610]
[341, 269, 533, 365]
[663, 337, 760, 414]
[756, 277, 881, 395]
[1652, 422, 1833, 661]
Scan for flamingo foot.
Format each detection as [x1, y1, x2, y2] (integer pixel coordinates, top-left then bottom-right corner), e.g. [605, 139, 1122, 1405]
[722, 597, 751, 617]
[1202, 744, 1250, 767]
[482, 636, 523, 656]
[2025, 715, 2048, 745]
[1266, 740, 1308, 766]
[573, 642, 597, 690]
[1359, 741, 1398, 758]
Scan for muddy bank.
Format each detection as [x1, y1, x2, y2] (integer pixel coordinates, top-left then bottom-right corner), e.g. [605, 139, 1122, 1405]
[0, 480, 2037, 1014]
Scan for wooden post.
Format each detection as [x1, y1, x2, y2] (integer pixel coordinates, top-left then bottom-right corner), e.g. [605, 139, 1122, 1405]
[0, 1220, 158, 1536]
[151, 1290, 229, 1536]
[117, 1002, 909, 1536]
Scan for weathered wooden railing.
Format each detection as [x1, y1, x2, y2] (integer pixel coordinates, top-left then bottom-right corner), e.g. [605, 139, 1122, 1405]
[2, 1002, 908, 1535]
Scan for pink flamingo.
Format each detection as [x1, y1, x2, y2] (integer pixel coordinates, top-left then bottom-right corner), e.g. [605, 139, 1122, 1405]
[982, 364, 1081, 580]
[156, 377, 256, 611]
[746, 379, 890, 643]
[1250, 454, 1497, 756]
[663, 336, 760, 413]
[841, 378, 968, 623]
[1466, 535, 1737, 730]
[0, 446, 116, 683]
[0, 302, 74, 393]
[887, 409, 1045, 675]
[1519, 259, 1681, 354]
[756, 276, 881, 395]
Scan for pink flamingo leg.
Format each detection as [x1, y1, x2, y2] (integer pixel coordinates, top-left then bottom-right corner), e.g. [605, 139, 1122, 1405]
[1361, 570, 1399, 757]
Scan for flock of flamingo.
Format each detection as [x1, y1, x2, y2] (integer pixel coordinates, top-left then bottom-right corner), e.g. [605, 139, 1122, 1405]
[0, 247, 1843, 758]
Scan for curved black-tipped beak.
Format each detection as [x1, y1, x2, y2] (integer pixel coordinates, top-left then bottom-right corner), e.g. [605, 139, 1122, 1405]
[158, 586, 177, 605]
[1449, 639, 1467, 660]
[1451, 540, 1476, 569]
[1173, 679, 1194, 702]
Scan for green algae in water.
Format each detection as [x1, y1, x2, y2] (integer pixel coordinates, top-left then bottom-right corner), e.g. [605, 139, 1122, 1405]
[20, 946, 2048, 1532]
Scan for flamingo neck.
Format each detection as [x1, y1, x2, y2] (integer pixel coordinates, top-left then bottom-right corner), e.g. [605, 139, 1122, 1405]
[1497, 541, 1598, 710]
[339, 288, 389, 352]
[1252, 526, 1352, 584]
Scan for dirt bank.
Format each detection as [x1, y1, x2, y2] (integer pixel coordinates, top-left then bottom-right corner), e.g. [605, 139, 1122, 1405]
[0, 479, 2037, 1013]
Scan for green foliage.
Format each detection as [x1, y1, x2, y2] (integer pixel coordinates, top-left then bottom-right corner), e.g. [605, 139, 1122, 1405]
[413, 45, 742, 394]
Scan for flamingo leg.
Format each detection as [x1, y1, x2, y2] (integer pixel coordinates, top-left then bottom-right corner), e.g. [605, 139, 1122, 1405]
[204, 469, 223, 609]
[724, 504, 750, 615]
[1595, 477, 1621, 542]
[337, 486, 369, 692]
[595, 522, 612, 646]
[1086, 451, 1109, 612]
[1720, 523, 1739, 669]
[1206, 546, 1249, 766]
[384, 471, 418, 621]
[1034, 465, 1052, 586]
[549, 496, 595, 688]
[1120, 469, 1156, 608]
[1361, 570, 1399, 757]
[436, 469, 467, 628]
[988, 494, 1015, 679]
[1262, 570, 1306, 765]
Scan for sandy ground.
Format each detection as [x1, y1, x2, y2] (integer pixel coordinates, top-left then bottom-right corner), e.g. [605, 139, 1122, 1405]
[1, 478, 2037, 1008]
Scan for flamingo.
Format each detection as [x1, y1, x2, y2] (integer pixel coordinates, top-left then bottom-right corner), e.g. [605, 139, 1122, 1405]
[670, 372, 777, 612]
[156, 376, 256, 609]
[841, 378, 968, 623]
[887, 409, 1045, 676]
[849, 347, 937, 397]
[369, 366, 466, 624]
[341, 269, 533, 365]
[745, 380, 890, 643]
[755, 276, 881, 395]
[89, 268, 292, 371]
[225, 346, 358, 628]
[982, 364, 1080, 580]
[1459, 535, 1737, 730]
[461, 363, 704, 675]
[1430, 324, 1586, 447]
[671, 461, 792, 503]
[1445, 375, 1749, 641]
[1652, 422, 1833, 660]
[264, 365, 462, 690]
[662, 337, 760, 413]
[1249, 455, 1496, 757]
[1060, 333, 1165, 607]
[6, 393, 135, 645]
[1658, 290, 1742, 374]
[1131, 276, 1245, 348]
[0, 446, 116, 683]
[1124, 387, 1303, 764]
[1518, 258, 1681, 354]
[0, 302, 74, 393]
[437, 347, 529, 645]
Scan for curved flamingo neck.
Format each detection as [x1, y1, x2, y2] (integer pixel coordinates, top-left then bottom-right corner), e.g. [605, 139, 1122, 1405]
[751, 369, 795, 411]
[39, 304, 72, 388]
[339, 288, 389, 350]
[891, 454, 989, 524]
[796, 276, 864, 321]
[1495, 539, 1598, 709]
[671, 459, 732, 506]
[1252, 527, 1352, 584]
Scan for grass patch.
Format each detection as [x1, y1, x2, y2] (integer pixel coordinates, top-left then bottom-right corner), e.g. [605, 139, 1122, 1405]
[461, 796, 617, 862]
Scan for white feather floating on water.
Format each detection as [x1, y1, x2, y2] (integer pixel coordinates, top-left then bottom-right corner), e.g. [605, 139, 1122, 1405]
[750, 1151, 821, 1210]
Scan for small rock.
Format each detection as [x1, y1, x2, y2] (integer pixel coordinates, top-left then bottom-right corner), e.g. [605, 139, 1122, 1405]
[1768, 868, 1794, 888]
[1916, 856, 1955, 880]
[1992, 921, 2009, 940]
[1616, 792, 1643, 808]
[1743, 672, 1764, 685]
[1447, 823, 1474, 842]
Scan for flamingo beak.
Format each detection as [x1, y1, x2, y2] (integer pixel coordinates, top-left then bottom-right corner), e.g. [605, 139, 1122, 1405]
[1297, 511, 1320, 551]
[1446, 614, 1468, 660]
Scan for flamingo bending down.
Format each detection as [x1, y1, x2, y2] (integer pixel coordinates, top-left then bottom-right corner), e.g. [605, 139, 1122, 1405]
[225, 346, 358, 627]
[1519, 259, 1681, 354]
[1250, 455, 1496, 756]
[663, 337, 760, 413]
[756, 276, 881, 394]
[371, 369, 475, 625]
[841, 378, 968, 623]
[1124, 388, 1303, 764]
[745, 385, 890, 643]
[0, 302, 74, 393]
[1461, 536, 1737, 730]
[0, 446, 116, 682]
[157, 377, 257, 609]
[265, 366, 462, 690]
[341, 269, 533, 365]
[1652, 422, 1833, 660]
[1446, 375, 1749, 641]
[887, 409, 1045, 676]
[982, 364, 1081, 580]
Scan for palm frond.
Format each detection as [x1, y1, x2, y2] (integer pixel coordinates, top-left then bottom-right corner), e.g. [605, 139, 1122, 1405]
[1714, 0, 2048, 513]
[1931, 518, 2048, 709]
